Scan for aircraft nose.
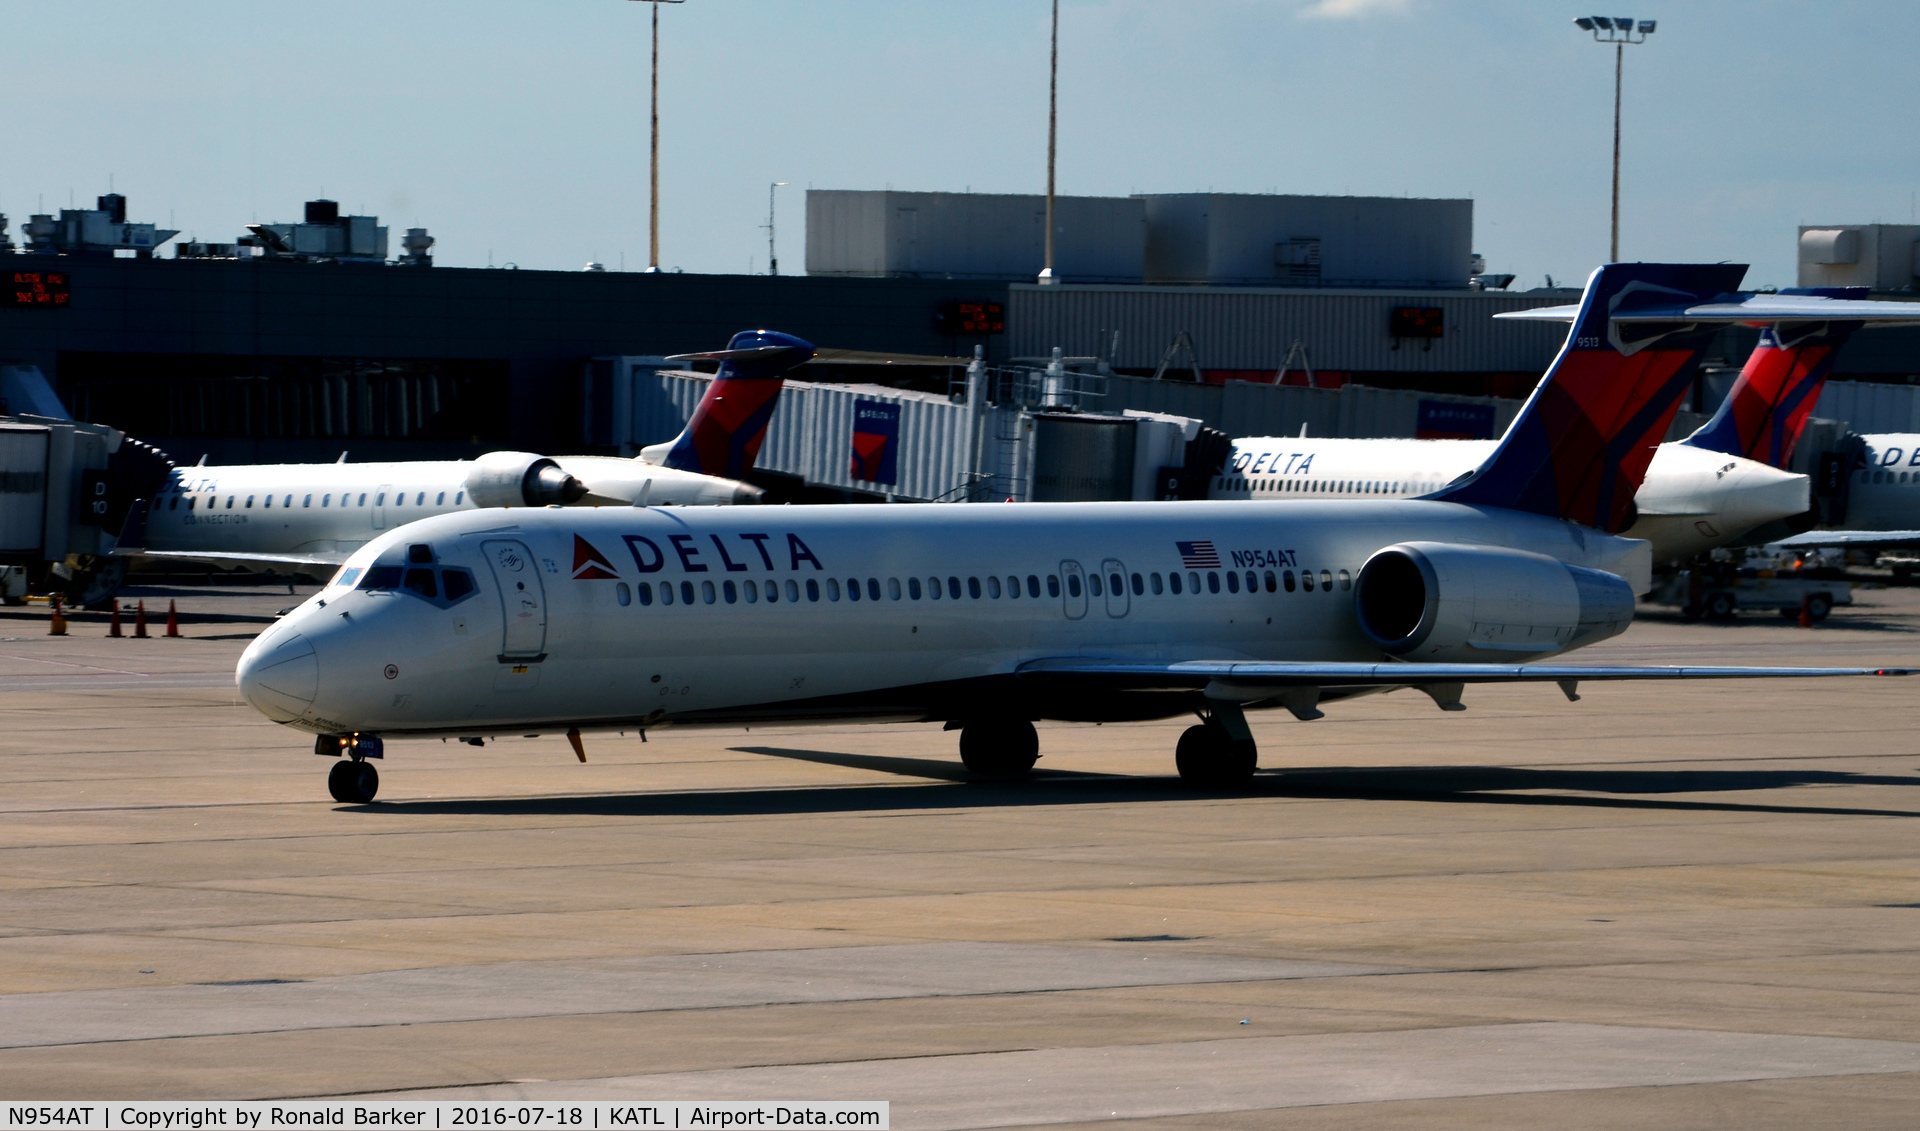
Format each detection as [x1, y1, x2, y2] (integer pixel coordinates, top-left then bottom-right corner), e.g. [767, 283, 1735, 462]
[237, 631, 318, 722]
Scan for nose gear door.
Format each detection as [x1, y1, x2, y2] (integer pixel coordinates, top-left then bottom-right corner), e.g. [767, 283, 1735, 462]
[482, 539, 547, 658]
[1102, 558, 1130, 618]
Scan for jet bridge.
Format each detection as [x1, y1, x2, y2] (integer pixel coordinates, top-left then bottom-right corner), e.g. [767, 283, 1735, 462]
[590, 352, 1209, 504]
[0, 367, 174, 604]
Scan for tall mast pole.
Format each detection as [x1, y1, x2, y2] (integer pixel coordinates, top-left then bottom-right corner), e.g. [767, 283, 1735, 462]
[1610, 42, 1622, 262]
[1040, 0, 1058, 284]
[649, 1, 662, 271]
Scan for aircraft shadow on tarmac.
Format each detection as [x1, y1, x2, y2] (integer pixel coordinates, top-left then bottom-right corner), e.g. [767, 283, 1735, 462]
[354, 747, 1920, 820]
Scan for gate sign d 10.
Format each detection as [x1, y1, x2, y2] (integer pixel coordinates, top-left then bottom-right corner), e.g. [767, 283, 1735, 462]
[1389, 305, 1444, 338]
[937, 301, 1005, 335]
[850, 399, 902, 485]
[5, 270, 71, 307]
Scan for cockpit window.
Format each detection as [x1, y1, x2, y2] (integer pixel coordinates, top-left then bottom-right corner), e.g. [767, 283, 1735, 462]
[334, 566, 363, 589]
[404, 568, 438, 599]
[442, 569, 475, 602]
[360, 565, 404, 590]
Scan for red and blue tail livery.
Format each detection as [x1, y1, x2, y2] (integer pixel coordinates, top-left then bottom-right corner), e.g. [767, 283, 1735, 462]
[1434, 263, 1746, 533]
[1681, 288, 1866, 469]
[659, 330, 815, 480]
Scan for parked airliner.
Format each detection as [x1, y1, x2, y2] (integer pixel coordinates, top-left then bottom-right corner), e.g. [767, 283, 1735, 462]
[1667, 293, 1920, 553]
[119, 331, 812, 570]
[234, 265, 1911, 804]
[1213, 285, 1920, 562]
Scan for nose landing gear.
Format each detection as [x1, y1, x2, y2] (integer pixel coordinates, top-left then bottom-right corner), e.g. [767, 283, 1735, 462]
[327, 759, 380, 803]
[958, 718, 1040, 779]
[317, 734, 383, 803]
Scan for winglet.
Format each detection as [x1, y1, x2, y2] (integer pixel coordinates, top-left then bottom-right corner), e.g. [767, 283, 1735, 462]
[643, 330, 814, 479]
[113, 498, 148, 553]
[1430, 263, 1747, 533]
[1681, 288, 1867, 468]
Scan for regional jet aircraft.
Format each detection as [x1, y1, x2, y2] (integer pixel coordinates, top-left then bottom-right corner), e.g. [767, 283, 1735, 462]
[118, 331, 812, 571]
[236, 265, 1911, 804]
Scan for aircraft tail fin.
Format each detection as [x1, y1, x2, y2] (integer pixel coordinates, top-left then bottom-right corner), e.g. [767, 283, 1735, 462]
[644, 330, 814, 479]
[1680, 287, 1865, 468]
[1431, 263, 1747, 532]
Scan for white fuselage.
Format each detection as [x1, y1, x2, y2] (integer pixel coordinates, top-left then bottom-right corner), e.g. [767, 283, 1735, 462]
[1841, 435, 1920, 530]
[1210, 438, 1809, 562]
[143, 456, 749, 565]
[237, 500, 1649, 739]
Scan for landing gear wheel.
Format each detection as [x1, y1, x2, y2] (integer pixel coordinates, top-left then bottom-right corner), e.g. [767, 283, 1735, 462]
[1806, 593, 1833, 621]
[1175, 723, 1257, 788]
[327, 758, 379, 803]
[1705, 592, 1736, 620]
[958, 719, 1040, 778]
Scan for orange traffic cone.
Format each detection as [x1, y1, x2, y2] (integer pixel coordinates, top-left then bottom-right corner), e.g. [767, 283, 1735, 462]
[49, 596, 66, 636]
[1798, 594, 1813, 628]
[107, 603, 122, 638]
[134, 600, 149, 638]
[165, 600, 180, 638]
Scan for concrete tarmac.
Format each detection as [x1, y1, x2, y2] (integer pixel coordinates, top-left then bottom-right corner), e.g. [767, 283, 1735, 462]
[1, 578, 1919, 1128]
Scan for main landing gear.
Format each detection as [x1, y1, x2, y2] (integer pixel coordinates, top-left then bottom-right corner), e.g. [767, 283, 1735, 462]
[318, 734, 383, 803]
[1175, 700, 1258, 788]
[958, 718, 1040, 778]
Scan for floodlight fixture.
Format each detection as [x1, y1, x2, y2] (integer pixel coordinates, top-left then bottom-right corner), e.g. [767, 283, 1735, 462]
[1574, 10, 1659, 260]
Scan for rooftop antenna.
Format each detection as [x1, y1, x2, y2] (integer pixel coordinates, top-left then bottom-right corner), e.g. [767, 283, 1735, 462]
[764, 182, 789, 275]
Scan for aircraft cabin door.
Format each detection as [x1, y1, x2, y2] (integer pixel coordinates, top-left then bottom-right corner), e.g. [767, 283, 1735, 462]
[1101, 559, 1130, 618]
[482, 539, 548, 658]
[374, 484, 394, 530]
[1059, 560, 1088, 620]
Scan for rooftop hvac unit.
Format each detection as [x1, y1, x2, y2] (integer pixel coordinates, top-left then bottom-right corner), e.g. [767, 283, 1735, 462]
[1800, 228, 1860, 266]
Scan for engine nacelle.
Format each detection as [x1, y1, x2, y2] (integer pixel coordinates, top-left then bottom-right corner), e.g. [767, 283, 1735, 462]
[1354, 541, 1636, 662]
[463, 452, 588, 509]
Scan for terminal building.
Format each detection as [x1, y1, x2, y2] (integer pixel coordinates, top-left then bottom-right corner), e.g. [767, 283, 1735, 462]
[4, 190, 1920, 475]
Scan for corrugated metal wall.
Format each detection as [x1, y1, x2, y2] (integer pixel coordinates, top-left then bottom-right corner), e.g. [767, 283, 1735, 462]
[1816, 380, 1920, 434]
[1008, 284, 1573, 372]
[1099, 375, 1520, 440]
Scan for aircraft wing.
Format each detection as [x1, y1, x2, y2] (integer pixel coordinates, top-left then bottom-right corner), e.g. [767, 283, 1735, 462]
[1770, 530, 1920, 551]
[1497, 294, 1920, 325]
[1015, 658, 1912, 689]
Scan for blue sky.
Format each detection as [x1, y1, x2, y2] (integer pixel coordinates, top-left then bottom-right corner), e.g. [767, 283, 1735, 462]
[10, 1, 1916, 288]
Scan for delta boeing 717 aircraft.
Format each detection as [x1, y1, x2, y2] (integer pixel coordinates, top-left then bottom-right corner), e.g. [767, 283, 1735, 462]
[235, 265, 1912, 804]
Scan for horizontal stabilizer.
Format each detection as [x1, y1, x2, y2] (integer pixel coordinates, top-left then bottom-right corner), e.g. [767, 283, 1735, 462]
[1498, 292, 1920, 325]
[1770, 530, 1920, 551]
[1016, 657, 1913, 687]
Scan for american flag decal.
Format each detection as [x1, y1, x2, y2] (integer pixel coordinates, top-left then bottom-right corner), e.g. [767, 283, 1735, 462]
[1176, 540, 1221, 568]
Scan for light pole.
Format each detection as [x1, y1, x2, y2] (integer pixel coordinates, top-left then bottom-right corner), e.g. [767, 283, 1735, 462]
[1038, 0, 1059, 285]
[631, 0, 685, 272]
[1574, 16, 1655, 262]
[765, 182, 788, 275]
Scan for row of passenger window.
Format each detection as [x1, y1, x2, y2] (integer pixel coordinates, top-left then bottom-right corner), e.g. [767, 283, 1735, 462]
[611, 567, 1354, 608]
[1219, 475, 1426, 496]
[166, 489, 465, 512]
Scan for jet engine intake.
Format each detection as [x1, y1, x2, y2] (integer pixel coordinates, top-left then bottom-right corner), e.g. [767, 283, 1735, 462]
[464, 452, 588, 508]
[1354, 541, 1635, 663]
